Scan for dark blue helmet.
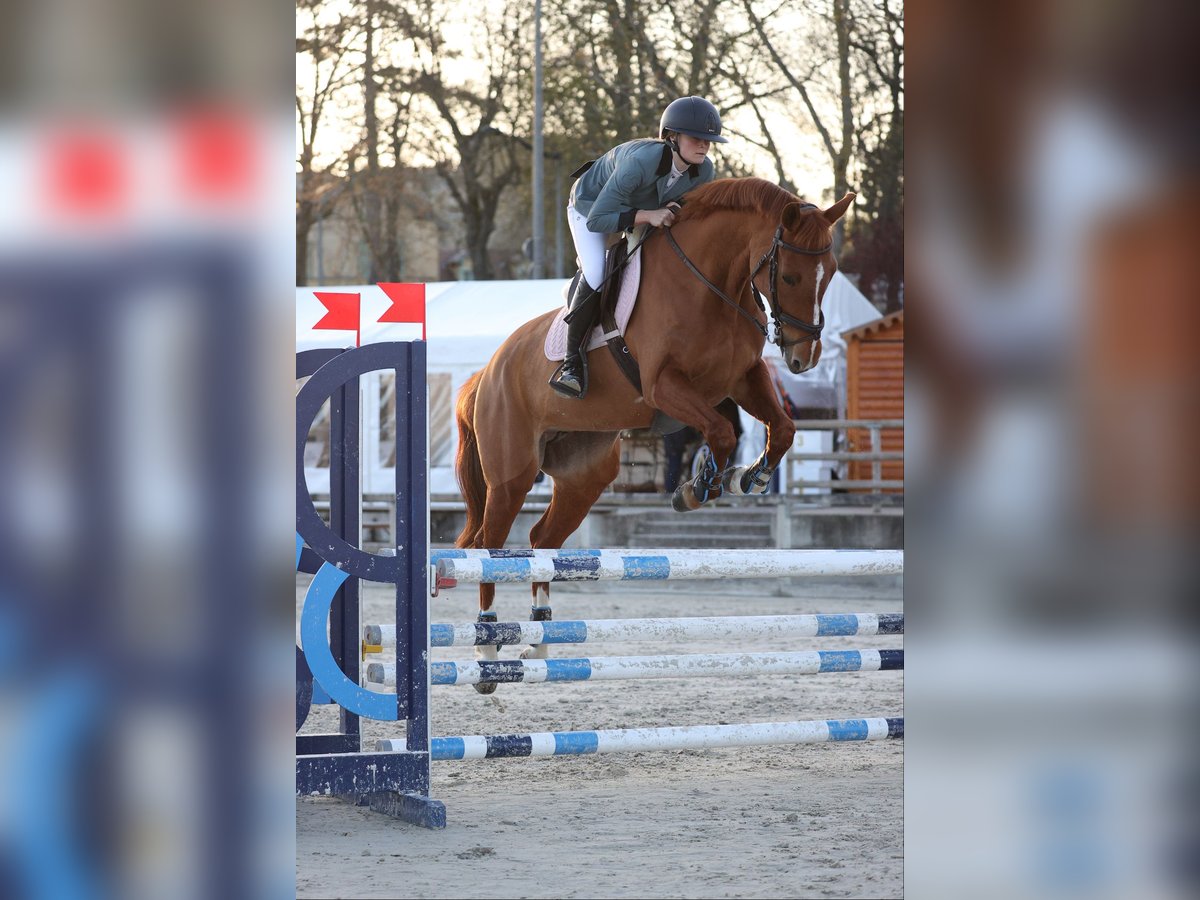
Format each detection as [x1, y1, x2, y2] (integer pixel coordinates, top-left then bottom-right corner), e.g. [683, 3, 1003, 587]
[659, 96, 728, 143]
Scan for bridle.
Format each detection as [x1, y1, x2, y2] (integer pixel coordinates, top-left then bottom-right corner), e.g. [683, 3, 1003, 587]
[664, 202, 833, 350]
[749, 206, 833, 347]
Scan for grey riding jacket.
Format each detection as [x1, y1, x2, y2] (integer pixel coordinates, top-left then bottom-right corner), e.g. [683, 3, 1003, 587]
[569, 139, 715, 233]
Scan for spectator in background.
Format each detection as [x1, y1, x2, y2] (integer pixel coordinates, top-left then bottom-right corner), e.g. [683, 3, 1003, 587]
[662, 424, 701, 495]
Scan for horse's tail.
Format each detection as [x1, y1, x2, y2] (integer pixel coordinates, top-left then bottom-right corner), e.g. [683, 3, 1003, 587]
[454, 370, 486, 548]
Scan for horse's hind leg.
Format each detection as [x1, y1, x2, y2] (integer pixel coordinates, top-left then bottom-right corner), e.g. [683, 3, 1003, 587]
[469, 463, 540, 693]
[521, 433, 622, 659]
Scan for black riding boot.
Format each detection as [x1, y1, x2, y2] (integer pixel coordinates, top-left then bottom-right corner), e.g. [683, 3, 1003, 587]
[549, 275, 602, 399]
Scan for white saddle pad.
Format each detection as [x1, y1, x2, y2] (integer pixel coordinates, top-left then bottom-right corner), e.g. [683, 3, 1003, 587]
[544, 246, 642, 361]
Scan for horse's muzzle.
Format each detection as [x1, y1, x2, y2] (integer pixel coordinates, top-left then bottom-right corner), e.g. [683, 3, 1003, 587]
[782, 338, 821, 374]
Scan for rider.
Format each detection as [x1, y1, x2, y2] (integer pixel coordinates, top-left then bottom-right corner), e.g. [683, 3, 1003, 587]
[549, 96, 728, 399]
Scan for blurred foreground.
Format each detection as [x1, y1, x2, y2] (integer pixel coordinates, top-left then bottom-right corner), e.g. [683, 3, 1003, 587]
[907, 0, 1199, 897]
[0, 2, 294, 898]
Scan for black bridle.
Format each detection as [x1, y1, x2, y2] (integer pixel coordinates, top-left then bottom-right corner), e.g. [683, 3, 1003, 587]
[664, 203, 833, 350]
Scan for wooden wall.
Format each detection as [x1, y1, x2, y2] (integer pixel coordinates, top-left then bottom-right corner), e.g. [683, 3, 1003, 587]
[845, 312, 904, 491]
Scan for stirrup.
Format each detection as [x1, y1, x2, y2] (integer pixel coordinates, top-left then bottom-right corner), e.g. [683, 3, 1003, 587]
[549, 354, 587, 398]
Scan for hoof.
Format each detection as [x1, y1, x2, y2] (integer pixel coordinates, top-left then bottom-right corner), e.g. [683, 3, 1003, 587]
[473, 638, 500, 693]
[672, 482, 702, 512]
[519, 644, 549, 660]
[672, 473, 723, 511]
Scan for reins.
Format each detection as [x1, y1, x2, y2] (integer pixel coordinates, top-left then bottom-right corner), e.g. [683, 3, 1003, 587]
[662, 203, 833, 349]
[664, 228, 769, 337]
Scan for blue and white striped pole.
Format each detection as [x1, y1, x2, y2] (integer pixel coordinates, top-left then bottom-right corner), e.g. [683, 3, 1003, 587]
[366, 649, 903, 687]
[364, 613, 904, 651]
[434, 549, 903, 587]
[430, 548, 902, 564]
[376, 718, 904, 759]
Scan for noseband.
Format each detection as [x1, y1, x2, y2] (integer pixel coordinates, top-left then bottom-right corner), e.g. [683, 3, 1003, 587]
[664, 202, 833, 350]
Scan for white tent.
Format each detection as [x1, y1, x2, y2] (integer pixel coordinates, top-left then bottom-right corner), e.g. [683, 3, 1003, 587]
[296, 275, 882, 494]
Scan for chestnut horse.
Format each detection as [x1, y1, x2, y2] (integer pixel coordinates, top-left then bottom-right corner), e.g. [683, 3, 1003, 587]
[454, 178, 854, 690]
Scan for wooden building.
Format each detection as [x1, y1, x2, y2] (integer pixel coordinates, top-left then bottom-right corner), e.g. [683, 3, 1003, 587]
[842, 311, 904, 492]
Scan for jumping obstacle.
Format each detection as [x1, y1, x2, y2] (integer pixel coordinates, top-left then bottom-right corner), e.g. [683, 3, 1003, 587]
[296, 342, 903, 832]
[367, 648, 903, 687]
[363, 612, 904, 652]
[377, 718, 904, 759]
[434, 548, 903, 589]
[295, 342, 445, 829]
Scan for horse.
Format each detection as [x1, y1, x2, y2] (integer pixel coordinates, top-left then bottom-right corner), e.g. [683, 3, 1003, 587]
[454, 177, 854, 691]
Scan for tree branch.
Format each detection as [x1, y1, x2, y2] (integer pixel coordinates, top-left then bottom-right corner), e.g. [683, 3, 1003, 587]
[741, 0, 840, 162]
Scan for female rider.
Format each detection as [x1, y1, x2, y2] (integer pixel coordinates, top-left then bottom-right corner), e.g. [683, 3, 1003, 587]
[549, 96, 729, 399]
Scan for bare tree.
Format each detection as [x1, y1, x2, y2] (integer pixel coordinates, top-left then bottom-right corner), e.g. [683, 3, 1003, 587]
[378, 0, 530, 279]
[309, 0, 431, 283]
[845, 0, 903, 310]
[342, 85, 422, 282]
[543, 0, 743, 153]
[742, 0, 857, 249]
[296, 0, 358, 285]
[297, 0, 900, 287]
[715, 51, 799, 190]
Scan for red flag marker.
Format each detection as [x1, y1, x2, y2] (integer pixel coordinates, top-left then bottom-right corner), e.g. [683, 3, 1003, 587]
[377, 283, 427, 340]
[44, 130, 129, 217]
[175, 110, 257, 201]
[313, 291, 361, 346]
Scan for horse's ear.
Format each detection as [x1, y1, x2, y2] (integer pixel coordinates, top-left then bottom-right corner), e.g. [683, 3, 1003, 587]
[780, 202, 808, 231]
[821, 192, 856, 224]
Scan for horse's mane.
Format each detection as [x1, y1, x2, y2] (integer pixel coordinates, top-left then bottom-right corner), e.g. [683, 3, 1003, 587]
[677, 177, 829, 245]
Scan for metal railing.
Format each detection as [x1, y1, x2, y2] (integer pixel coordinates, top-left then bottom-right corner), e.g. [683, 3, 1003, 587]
[785, 419, 903, 495]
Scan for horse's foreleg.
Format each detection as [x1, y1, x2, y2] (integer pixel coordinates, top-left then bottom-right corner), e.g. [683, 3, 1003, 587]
[724, 361, 797, 495]
[650, 368, 738, 512]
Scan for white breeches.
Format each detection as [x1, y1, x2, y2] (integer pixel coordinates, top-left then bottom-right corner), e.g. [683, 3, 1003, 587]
[567, 204, 609, 289]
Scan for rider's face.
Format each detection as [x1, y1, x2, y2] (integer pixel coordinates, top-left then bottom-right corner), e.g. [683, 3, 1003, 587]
[674, 134, 711, 165]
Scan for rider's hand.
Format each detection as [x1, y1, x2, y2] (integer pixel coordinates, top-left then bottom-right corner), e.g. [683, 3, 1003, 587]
[636, 207, 677, 228]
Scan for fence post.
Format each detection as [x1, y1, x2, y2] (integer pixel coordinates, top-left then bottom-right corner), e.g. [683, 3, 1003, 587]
[870, 423, 882, 489]
[773, 498, 793, 548]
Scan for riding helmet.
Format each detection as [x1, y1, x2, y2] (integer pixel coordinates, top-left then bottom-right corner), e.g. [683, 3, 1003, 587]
[659, 96, 729, 143]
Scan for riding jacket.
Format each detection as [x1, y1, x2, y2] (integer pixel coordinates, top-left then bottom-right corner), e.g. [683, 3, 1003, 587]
[569, 139, 715, 233]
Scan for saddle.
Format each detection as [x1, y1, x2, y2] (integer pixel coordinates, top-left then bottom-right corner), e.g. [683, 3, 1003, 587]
[543, 229, 643, 363]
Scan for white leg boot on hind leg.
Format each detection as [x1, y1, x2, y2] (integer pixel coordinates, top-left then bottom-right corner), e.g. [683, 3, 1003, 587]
[520, 587, 551, 660]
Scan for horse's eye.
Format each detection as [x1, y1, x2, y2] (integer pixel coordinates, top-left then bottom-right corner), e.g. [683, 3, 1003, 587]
[781, 274, 797, 286]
